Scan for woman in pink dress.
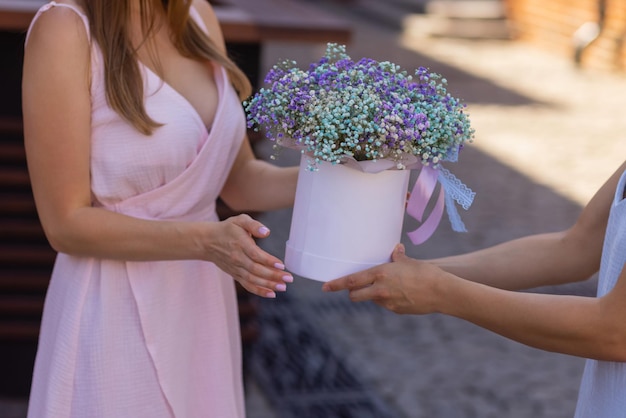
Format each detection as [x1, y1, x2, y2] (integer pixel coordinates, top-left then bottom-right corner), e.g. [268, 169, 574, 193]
[22, 0, 297, 416]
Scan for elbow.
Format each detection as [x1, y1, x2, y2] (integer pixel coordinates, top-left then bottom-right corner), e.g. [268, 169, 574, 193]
[42, 224, 71, 254]
[591, 314, 626, 362]
[560, 228, 602, 282]
[40, 218, 85, 255]
[219, 178, 254, 214]
[218, 195, 253, 214]
[601, 333, 626, 362]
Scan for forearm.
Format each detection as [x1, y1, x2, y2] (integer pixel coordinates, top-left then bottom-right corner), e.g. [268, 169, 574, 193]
[432, 231, 599, 290]
[324, 246, 626, 360]
[222, 159, 298, 212]
[439, 275, 625, 361]
[435, 161, 625, 290]
[45, 206, 209, 261]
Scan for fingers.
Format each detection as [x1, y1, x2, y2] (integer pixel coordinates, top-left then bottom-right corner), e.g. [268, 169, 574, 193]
[322, 269, 375, 292]
[233, 248, 293, 298]
[233, 265, 292, 298]
[241, 241, 292, 278]
[232, 213, 271, 239]
[225, 215, 284, 271]
[322, 243, 405, 293]
[236, 219, 293, 298]
[238, 278, 284, 299]
[223, 215, 294, 298]
[391, 243, 406, 262]
[240, 238, 282, 270]
[347, 283, 383, 303]
[248, 274, 294, 299]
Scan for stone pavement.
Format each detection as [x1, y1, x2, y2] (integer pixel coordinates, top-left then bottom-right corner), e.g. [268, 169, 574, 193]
[3, 1, 626, 417]
[244, 1, 626, 418]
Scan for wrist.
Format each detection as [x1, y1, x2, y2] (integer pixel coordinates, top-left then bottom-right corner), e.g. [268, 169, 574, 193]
[433, 271, 464, 316]
[187, 221, 218, 261]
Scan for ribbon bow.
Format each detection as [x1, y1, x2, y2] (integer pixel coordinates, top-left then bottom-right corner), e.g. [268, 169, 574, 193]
[406, 164, 475, 245]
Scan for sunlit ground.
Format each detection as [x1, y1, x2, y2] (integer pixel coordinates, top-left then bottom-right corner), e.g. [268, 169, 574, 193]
[263, 12, 626, 207]
[399, 24, 626, 206]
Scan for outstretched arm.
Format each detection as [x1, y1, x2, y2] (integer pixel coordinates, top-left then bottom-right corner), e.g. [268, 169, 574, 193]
[324, 245, 626, 361]
[323, 161, 626, 361]
[430, 160, 626, 290]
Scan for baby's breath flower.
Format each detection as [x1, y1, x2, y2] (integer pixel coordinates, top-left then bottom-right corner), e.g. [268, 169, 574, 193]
[244, 43, 474, 168]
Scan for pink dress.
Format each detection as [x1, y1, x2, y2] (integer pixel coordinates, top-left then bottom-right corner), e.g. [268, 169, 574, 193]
[27, 3, 247, 417]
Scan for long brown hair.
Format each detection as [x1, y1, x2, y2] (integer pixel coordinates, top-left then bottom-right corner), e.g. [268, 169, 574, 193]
[81, 0, 252, 135]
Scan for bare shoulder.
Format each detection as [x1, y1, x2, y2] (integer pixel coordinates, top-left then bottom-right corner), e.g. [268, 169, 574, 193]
[24, 4, 90, 95]
[26, 3, 89, 55]
[191, 0, 226, 50]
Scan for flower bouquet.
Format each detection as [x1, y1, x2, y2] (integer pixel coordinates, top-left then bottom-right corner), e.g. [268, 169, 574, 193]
[245, 43, 475, 281]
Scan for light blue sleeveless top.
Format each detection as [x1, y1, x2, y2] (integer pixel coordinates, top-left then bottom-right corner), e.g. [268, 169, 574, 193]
[574, 168, 626, 417]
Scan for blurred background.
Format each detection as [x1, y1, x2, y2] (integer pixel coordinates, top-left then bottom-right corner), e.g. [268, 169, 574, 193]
[1, 0, 625, 417]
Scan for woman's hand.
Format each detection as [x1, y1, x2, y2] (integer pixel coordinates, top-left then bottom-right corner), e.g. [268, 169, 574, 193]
[205, 214, 293, 298]
[322, 244, 450, 315]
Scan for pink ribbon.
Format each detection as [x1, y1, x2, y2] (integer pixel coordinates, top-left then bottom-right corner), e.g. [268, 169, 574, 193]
[406, 165, 445, 245]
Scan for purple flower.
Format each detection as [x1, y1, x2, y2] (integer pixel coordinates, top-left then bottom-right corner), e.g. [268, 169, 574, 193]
[243, 43, 474, 167]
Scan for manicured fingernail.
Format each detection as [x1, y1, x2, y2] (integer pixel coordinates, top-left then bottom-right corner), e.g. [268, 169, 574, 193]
[274, 262, 285, 270]
[266, 291, 276, 298]
[275, 283, 287, 291]
[258, 226, 270, 235]
[282, 275, 293, 283]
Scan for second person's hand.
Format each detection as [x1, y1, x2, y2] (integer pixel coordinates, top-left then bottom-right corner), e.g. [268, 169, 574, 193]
[322, 244, 450, 314]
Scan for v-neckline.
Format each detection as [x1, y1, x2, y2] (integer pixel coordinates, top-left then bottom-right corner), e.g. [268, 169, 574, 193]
[139, 61, 216, 136]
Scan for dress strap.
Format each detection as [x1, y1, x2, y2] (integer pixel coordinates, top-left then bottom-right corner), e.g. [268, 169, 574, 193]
[189, 5, 209, 35]
[26, 1, 90, 44]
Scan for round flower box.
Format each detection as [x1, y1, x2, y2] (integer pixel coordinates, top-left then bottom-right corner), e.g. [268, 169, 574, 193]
[285, 154, 410, 282]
